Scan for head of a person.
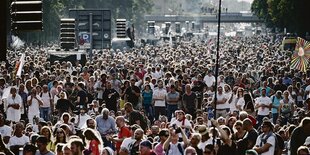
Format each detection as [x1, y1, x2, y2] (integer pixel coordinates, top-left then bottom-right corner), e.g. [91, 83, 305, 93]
[176, 110, 185, 121]
[185, 146, 197, 155]
[158, 129, 169, 142]
[134, 129, 144, 141]
[102, 108, 109, 120]
[56, 143, 65, 155]
[190, 133, 202, 146]
[151, 125, 159, 135]
[62, 144, 72, 155]
[158, 80, 164, 88]
[234, 120, 243, 132]
[130, 124, 142, 136]
[61, 113, 71, 123]
[139, 140, 152, 155]
[204, 144, 216, 155]
[10, 87, 17, 96]
[102, 147, 114, 155]
[245, 149, 258, 155]
[297, 146, 310, 155]
[15, 122, 24, 136]
[124, 102, 133, 114]
[242, 118, 253, 131]
[40, 126, 52, 140]
[185, 84, 191, 93]
[261, 120, 273, 133]
[36, 136, 48, 152]
[55, 128, 66, 141]
[301, 117, 310, 131]
[23, 143, 37, 155]
[217, 86, 223, 94]
[116, 116, 125, 128]
[261, 88, 267, 96]
[69, 139, 84, 154]
[83, 128, 100, 142]
[86, 118, 96, 129]
[239, 111, 249, 121]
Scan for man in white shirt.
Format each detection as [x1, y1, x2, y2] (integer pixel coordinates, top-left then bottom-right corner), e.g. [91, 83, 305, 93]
[39, 85, 53, 121]
[212, 86, 229, 118]
[153, 80, 167, 120]
[8, 122, 30, 154]
[253, 120, 276, 155]
[0, 114, 12, 144]
[203, 70, 215, 89]
[6, 87, 22, 123]
[27, 89, 43, 125]
[75, 108, 91, 129]
[120, 124, 141, 155]
[255, 88, 272, 127]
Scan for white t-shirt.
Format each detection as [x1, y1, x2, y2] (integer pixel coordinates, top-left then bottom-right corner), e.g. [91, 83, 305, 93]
[75, 114, 92, 129]
[198, 138, 214, 151]
[0, 125, 13, 137]
[6, 94, 23, 122]
[27, 95, 42, 115]
[167, 142, 184, 155]
[153, 88, 167, 107]
[236, 97, 245, 111]
[7, 135, 30, 147]
[224, 92, 232, 109]
[255, 96, 272, 116]
[216, 93, 229, 109]
[40, 92, 51, 108]
[255, 133, 275, 155]
[94, 81, 104, 99]
[230, 94, 238, 112]
[120, 137, 135, 152]
[204, 75, 215, 87]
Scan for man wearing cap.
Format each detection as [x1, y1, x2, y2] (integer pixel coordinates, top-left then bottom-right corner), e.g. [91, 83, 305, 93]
[196, 125, 213, 152]
[253, 120, 276, 155]
[140, 140, 157, 155]
[254, 88, 272, 127]
[35, 136, 54, 155]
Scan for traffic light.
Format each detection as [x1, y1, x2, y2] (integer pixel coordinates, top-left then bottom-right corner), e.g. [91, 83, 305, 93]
[116, 19, 127, 38]
[10, 0, 43, 31]
[60, 18, 75, 50]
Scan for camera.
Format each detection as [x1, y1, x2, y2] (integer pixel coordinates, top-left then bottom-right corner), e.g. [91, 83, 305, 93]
[172, 124, 182, 133]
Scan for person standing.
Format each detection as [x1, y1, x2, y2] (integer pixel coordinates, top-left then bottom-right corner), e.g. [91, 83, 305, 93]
[183, 84, 197, 119]
[153, 80, 167, 120]
[141, 84, 154, 122]
[27, 89, 43, 124]
[6, 87, 22, 123]
[253, 120, 276, 155]
[102, 81, 119, 112]
[125, 79, 141, 109]
[212, 86, 228, 119]
[254, 88, 272, 127]
[39, 85, 53, 121]
[95, 108, 117, 149]
[166, 85, 180, 121]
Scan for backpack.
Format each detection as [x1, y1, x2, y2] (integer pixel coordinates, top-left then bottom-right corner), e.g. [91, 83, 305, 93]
[260, 132, 281, 155]
[166, 143, 184, 155]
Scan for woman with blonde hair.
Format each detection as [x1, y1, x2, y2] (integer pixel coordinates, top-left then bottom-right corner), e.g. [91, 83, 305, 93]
[40, 126, 55, 152]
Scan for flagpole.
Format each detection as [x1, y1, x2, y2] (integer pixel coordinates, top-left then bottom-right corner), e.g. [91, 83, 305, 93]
[213, 0, 222, 146]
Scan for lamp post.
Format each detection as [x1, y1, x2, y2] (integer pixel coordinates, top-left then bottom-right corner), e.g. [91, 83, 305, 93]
[212, 0, 222, 146]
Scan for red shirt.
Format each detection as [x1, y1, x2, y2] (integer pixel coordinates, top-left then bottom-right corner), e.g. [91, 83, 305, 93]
[89, 140, 100, 155]
[116, 126, 131, 152]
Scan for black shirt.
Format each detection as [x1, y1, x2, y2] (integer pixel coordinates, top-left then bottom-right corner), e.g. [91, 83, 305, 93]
[129, 110, 147, 131]
[56, 98, 75, 112]
[77, 90, 87, 107]
[183, 93, 196, 110]
[237, 128, 258, 155]
[125, 86, 140, 106]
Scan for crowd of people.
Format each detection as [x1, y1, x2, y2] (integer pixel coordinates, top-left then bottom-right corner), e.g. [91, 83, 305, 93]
[0, 35, 310, 155]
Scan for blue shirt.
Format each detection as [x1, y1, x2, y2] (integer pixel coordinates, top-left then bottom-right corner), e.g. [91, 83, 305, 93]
[271, 96, 281, 114]
[95, 115, 117, 136]
[142, 90, 153, 105]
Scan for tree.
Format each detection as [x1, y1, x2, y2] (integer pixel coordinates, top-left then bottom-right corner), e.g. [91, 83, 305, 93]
[251, 0, 310, 37]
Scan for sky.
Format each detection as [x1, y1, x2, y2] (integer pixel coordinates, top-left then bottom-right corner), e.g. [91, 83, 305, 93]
[237, 0, 253, 3]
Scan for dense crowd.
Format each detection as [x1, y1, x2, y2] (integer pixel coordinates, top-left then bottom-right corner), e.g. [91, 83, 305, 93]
[0, 35, 310, 155]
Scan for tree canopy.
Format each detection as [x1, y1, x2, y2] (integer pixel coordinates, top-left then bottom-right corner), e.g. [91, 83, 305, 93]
[251, 0, 310, 37]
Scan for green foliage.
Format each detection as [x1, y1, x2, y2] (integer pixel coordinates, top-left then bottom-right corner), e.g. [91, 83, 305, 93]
[251, 0, 310, 36]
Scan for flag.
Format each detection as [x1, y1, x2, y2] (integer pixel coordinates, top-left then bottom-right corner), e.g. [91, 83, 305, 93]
[16, 53, 25, 78]
[290, 37, 310, 72]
